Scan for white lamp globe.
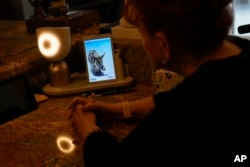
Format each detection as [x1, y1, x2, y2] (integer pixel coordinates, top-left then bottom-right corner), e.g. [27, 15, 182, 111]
[36, 27, 71, 62]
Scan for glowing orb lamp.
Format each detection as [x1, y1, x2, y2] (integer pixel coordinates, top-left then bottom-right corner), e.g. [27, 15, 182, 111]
[36, 27, 71, 87]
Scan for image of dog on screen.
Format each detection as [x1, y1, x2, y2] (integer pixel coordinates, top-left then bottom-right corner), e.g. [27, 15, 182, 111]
[88, 50, 106, 76]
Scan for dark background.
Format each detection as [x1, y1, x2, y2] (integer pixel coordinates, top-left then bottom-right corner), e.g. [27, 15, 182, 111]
[0, 0, 124, 23]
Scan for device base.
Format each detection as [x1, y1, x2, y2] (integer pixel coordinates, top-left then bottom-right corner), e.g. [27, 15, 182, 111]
[42, 72, 133, 96]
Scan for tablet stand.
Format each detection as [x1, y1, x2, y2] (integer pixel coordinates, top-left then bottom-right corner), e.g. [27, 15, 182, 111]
[42, 49, 133, 96]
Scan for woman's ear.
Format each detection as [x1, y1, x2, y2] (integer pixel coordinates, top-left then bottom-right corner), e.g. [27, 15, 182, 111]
[155, 31, 168, 49]
[155, 31, 170, 63]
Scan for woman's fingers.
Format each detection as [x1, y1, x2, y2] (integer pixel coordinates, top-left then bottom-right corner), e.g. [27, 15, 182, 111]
[68, 108, 75, 119]
[71, 130, 83, 145]
[70, 105, 84, 145]
[68, 96, 97, 117]
[68, 97, 88, 110]
[68, 97, 79, 110]
[68, 97, 89, 119]
[88, 93, 96, 103]
[76, 103, 83, 110]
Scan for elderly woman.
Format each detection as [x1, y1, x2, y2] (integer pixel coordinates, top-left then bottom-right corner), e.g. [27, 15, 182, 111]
[69, 0, 250, 166]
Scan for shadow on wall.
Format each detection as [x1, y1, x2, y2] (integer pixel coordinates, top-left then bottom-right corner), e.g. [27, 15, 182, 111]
[0, 0, 124, 23]
[0, 0, 26, 20]
[64, 0, 124, 23]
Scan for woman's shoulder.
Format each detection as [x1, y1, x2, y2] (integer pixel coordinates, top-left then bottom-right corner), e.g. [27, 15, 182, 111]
[226, 35, 250, 49]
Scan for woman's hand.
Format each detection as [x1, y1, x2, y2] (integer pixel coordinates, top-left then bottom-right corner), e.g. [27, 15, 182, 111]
[68, 96, 124, 121]
[68, 94, 96, 116]
[68, 95, 155, 122]
[70, 103, 101, 142]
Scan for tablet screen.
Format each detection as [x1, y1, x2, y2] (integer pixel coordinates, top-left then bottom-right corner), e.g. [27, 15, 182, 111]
[82, 34, 117, 84]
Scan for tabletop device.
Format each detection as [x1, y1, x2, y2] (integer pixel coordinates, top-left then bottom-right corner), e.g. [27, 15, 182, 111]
[0, 76, 38, 124]
[83, 33, 117, 84]
[42, 33, 133, 96]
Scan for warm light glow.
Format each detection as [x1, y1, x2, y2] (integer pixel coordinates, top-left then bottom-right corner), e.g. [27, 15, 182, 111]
[38, 33, 60, 58]
[36, 27, 71, 62]
[56, 136, 75, 153]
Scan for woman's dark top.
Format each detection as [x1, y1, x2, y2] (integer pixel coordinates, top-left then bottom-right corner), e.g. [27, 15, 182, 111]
[84, 36, 250, 167]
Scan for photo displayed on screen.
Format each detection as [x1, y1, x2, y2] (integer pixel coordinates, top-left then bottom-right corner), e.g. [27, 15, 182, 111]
[83, 37, 117, 83]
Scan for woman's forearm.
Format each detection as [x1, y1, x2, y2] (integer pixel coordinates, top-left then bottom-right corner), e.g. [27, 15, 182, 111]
[108, 96, 155, 120]
[129, 96, 155, 119]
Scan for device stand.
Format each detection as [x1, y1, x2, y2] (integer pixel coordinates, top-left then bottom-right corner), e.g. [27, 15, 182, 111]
[42, 49, 133, 96]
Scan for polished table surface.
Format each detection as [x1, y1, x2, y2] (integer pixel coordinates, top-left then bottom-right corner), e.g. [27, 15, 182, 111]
[0, 83, 156, 167]
[0, 20, 48, 81]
